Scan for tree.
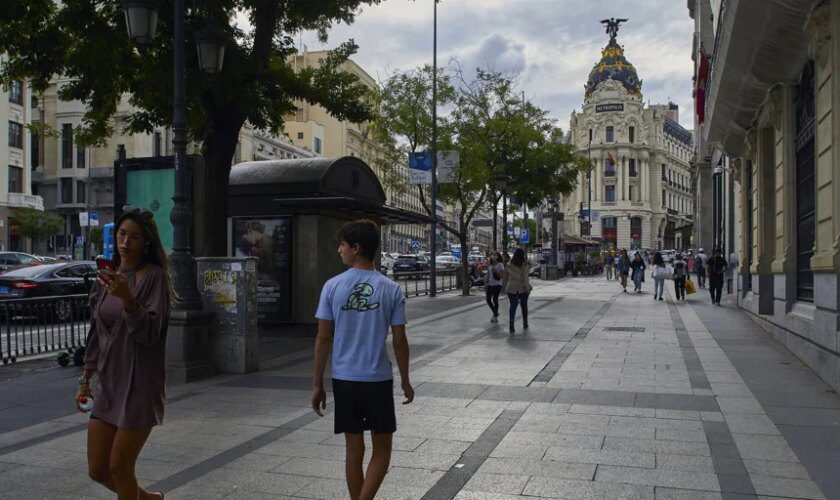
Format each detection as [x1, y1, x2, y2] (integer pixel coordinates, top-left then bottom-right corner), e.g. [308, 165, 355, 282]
[0, 0, 380, 255]
[89, 226, 103, 254]
[374, 63, 587, 295]
[12, 207, 63, 250]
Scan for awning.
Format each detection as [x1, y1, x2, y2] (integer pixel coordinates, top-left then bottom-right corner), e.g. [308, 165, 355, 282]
[562, 235, 600, 246]
[268, 196, 434, 225]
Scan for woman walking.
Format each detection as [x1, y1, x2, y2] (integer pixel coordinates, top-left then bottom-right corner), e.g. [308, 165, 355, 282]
[672, 253, 687, 301]
[616, 249, 631, 292]
[485, 252, 505, 323]
[651, 252, 668, 301]
[77, 205, 172, 500]
[630, 252, 646, 293]
[504, 248, 531, 333]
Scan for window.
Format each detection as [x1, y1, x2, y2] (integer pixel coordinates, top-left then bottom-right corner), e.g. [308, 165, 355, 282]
[605, 185, 616, 202]
[629, 185, 635, 202]
[314, 137, 322, 154]
[77, 181, 86, 204]
[629, 126, 635, 144]
[606, 126, 614, 142]
[629, 158, 637, 177]
[602, 217, 617, 249]
[604, 157, 616, 176]
[153, 132, 162, 156]
[9, 81, 23, 105]
[8, 121, 23, 149]
[30, 132, 39, 170]
[8, 166, 22, 194]
[662, 190, 666, 207]
[630, 217, 643, 249]
[77, 145, 85, 169]
[60, 178, 73, 203]
[31, 95, 38, 108]
[795, 61, 816, 302]
[61, 124, 73, 168]
[297, 132, 304, 140]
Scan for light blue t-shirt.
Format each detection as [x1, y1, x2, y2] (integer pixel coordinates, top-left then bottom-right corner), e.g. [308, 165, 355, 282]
[315, 268, 407, 382]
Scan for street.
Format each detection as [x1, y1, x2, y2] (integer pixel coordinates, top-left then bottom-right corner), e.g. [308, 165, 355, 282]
[0, 273, 837, 499]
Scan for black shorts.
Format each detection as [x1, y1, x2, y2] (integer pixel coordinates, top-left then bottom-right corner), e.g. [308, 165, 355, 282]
[332, 378, 396, 435]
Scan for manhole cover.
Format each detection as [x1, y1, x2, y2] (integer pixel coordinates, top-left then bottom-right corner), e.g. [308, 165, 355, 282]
[604, 327, 645, 332]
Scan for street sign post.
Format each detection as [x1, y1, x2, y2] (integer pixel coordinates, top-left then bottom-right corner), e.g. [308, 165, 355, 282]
[520, 228, 530, 244]
[411, 240, 421, 252]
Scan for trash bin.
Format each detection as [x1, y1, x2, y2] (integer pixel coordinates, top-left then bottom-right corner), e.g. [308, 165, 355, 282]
[196, 257, 259, 374]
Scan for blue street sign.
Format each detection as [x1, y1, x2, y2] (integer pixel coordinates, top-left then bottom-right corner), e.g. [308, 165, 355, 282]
[411, 240, 421, 251]
[506, 224, 514, 234]
[520, 229, 530, 244]
[449, 243, 462, 259]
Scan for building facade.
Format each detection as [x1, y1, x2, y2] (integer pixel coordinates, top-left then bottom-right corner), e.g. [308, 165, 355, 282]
[563, 29, 694, 251]
[1, 72, 44, 252]
[693, 0, 840, 390]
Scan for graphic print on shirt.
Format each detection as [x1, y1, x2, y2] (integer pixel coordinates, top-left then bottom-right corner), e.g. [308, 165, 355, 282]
[341, 283, 381, 312]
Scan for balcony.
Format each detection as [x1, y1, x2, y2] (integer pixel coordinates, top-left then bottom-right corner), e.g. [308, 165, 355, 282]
[7, 193, 44, 210]
[604, 170, 616, 177]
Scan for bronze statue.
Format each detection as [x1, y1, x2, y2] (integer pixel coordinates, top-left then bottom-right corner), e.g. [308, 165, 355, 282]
[600, 17, 628, 42]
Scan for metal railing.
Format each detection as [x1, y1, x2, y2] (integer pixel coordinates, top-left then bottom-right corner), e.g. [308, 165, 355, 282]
[1, 294, 90, 365]
[390, 269, 463, 298]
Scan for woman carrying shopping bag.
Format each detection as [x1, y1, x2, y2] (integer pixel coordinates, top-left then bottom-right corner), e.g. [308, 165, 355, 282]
[672, 253, 688, 301]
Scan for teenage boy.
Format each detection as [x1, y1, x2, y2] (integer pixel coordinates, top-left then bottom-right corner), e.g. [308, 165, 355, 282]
[311, 219, 414, 500]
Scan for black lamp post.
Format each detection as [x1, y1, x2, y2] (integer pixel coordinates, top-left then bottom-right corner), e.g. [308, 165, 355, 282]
[496, 173, 510, 251]
[122, 0, 225, 311]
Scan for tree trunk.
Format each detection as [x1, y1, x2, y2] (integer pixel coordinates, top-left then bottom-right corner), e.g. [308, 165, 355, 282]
[197, 118, 243, 257]
[459, 233, 471, 296]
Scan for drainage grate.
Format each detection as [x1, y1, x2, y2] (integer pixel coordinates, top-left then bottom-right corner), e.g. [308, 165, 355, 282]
[604, 327, 645, 332]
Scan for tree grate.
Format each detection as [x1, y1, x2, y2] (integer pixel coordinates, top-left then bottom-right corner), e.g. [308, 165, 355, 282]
[603, 327, 646, 332]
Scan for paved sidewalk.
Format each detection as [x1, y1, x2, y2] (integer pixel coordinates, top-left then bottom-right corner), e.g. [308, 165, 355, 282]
[0, 275, 838, 499]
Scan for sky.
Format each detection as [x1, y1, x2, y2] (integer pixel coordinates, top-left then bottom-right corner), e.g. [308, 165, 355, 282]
[285, 0, 696, 133]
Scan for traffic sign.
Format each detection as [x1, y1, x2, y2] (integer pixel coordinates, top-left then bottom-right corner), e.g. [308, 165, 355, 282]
[520, 229, 530, 244]
[411, 240, 421, 251]
[89, 211, 99, 227]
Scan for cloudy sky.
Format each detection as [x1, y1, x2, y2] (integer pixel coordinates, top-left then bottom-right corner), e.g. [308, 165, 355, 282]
[292, 0, 696, 133]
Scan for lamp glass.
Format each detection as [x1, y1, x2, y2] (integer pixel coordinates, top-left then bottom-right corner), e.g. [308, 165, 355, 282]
[196, 27, 226, 74]
[123, 1, 159, 46]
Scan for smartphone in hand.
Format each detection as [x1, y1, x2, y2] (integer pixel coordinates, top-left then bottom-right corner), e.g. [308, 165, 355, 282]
[95, 257, 115, 276]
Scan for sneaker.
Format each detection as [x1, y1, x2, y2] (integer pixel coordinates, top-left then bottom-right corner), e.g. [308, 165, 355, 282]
[490, 315, 498, 323]
[659, 297, 664, 301]
[509, 322, 515, 333]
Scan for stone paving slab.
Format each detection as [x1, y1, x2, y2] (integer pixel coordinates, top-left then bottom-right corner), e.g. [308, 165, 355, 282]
[0, 275, 837, 499]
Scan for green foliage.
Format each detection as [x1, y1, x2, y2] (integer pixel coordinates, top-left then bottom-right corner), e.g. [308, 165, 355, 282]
[89, 226, 103, 252]
[12, 207, 63, 246]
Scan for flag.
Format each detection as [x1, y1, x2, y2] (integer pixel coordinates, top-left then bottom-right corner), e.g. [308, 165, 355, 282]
[695, 48, 710, 124]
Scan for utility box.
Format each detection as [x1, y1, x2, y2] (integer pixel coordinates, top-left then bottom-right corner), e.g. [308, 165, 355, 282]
[541, 265, 559, 280]
[196, 257, 259, 374]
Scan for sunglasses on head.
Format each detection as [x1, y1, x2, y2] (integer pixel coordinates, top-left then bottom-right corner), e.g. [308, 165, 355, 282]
[122, 205, 154, 220]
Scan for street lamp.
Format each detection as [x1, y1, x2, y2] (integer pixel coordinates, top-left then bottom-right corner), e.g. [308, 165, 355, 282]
[496, 173, 510, 251]
[122, 0, 159, 48]
[123, 0, 225, 310]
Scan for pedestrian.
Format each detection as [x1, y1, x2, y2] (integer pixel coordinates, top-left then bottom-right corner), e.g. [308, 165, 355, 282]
[672, 253, 687, 301]
[485, 251, 504, 323]
[726, 250, 738, 294]
[504, 248, 531, 333]
[694, 248, 708, 288]
[605, 251, 615, 280]
[687, 251, 695, 275]
[642, 250, 650, 266]
[651, 252, 669, 301]
[630, 252, 646, 293]
[311, 220, 414, 500]
[707, 247, 728, 306]
[77, 205, 171, 500]
[616, 249, 631, 292]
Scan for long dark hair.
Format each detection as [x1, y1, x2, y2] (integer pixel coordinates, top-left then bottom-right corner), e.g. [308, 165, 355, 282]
[510, 248, 526, 267]
[653, 252, 664, 266]
[114, 211, 173, 304]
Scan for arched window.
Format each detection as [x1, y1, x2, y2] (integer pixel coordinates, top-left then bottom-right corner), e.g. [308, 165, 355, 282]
[630, 217, 642, 249]
[602, 217, 617, 249]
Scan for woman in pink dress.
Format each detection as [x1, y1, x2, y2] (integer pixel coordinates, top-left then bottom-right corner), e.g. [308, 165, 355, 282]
[76, 205, 172, 499]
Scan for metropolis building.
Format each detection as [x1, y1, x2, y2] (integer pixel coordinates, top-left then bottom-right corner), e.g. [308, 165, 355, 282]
[563, 23, 694, 251]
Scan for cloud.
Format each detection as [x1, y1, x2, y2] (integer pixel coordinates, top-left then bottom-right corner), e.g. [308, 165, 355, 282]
[291, 0, 695, 130]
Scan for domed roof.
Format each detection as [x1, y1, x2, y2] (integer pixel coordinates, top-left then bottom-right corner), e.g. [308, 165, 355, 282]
[585, 39, 642, 100]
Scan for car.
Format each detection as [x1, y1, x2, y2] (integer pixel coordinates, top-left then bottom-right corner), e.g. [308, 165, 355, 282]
[35, 255, 59, 263]
[392, 254, 426, 277]
[0, 261, 97, 321]
[435, 255, 460, 270]
[0, 252, 44, 272]
[380, 252, 397, 273]
[466, 254, 487, 272]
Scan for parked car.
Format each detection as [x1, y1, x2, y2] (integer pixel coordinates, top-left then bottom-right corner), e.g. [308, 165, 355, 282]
[392, 254, 428, 277]
[0, 261, 97, 321]
[435, 255, 460, 270]
[0, 252, 44, 273]
[380, 252, 397, 273]
[34, 255, 59, 263]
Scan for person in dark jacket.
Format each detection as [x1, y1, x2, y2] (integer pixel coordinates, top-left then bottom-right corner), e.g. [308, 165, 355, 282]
[706, 248, 728, 305]
[630, 252, 646, 293]
[672, 253, 688, 301]
[616, 249, 631, 292]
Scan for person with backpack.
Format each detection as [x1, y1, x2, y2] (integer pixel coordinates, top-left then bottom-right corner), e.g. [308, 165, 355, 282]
[485, 252, 504, 323]
[707, 247, 728, 305]
[616, 249, 631, 292]
[672, 253, 687, 301]
[650, 252, 669, 301]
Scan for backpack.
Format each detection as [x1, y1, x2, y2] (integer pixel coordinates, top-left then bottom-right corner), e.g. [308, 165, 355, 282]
[673, 261, 686, 278]
[693, 255, 703, 270]
[711, 257, 726, 275]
